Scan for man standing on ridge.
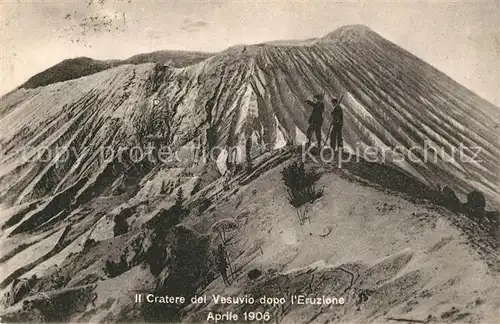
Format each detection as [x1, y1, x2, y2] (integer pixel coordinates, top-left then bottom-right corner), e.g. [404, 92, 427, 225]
[330, 95, 344, 152]
[304, 94, 325, 147]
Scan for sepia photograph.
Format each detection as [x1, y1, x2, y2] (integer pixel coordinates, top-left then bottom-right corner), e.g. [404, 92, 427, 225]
[0, 0, 499, 323]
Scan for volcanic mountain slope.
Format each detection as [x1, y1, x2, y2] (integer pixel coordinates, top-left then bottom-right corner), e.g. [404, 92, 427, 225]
[0, 24, 499, 322]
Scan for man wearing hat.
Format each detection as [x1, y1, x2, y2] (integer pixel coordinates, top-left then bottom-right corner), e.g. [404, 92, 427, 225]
[304, 94, 325, 147]
[330, 95, 344, 151]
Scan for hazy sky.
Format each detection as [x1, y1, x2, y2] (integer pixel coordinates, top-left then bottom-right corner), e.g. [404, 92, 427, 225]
[1, 0, 498, 106]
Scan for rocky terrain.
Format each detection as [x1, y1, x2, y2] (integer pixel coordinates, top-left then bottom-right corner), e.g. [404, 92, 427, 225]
[0, 25, 498, 323]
